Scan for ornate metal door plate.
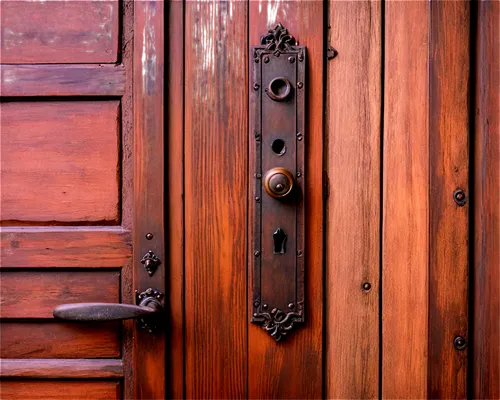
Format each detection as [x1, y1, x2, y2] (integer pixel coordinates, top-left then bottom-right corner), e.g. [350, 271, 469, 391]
[250, 24, 306, 341]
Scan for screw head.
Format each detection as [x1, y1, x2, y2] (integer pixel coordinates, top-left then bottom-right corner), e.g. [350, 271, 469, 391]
[297, 133, 303, 141]
[288, 303, 295, 309]
[262, 303, 268, 309]
[288, 56, 295, 63]
[362, 282, 372, 292]
[256, 173, 262, 179]
[253, 83, 260, 90]
[254, 58, 259, 63]
[454, 336, 467, 350]
[453, 189, 467, 206]
[264, 56, 270, 63]
[297, 250, 303, 256]
[255, 196, 260, 202]
[145, 233, 153, 240]
[253, 301, 260, 307]
[297, 82, 304, 89]
[297, 172, 302, 177]
[254, 250, 260, 257]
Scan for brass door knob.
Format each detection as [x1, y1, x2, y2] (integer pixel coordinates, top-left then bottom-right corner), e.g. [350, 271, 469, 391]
[264, 167, 294, 198]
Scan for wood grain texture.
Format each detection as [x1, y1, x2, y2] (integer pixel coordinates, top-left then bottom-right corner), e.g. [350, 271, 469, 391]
[428, 3, 470, 398]
[473, 2, 500, 398]
[248, 2, 323, 399]
[0, 64, 125, 97]
[325, 2, 381, 398]
[0, 381, 121, 400]
[0, 322, 120, 359]
[383, 2, 429, 398]
[0, 101, 120, 224]
[0, 359, 123, 378]
[166, 0, 185, 398]
[0, 270, 119, 318]
[0, 0, 119, 64]
[133, 2, 166, 399]
[184, 1, 247, 398]
[0, 227, 131, 268]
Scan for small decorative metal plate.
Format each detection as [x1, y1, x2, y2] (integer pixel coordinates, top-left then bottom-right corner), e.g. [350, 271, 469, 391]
[250, 23, 306, 341]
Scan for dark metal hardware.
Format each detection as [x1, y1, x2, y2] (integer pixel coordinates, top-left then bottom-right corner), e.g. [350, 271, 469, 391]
[264, 167, 294, 199]
[273, 228, 287, 254]
[250, 23, 306, 341]
[53, 288, 164, 333]
[454, 336, 467, 350]
[453, 189, 467, 206]
[327, 46, 338, 60]
[141, 250, 161, 276]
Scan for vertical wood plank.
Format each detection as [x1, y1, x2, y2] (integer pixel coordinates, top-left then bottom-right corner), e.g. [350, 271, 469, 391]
[325, 2, 381, 398]
[383, 2, 429, 398]
[248, 2, 323, 398]
[184, 1, 247, 398]
[428, 2, 470, 398]
[473, 2, 500, 398]
[166, 0, 185, 398]
[133, 2, 166, 399]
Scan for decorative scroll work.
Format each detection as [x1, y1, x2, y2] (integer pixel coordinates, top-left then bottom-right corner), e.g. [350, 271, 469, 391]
[258, 307, 303, 342]
[254, 23, 304, 61]
[251, 24, 306, 342]
[260, 23, 297, 55]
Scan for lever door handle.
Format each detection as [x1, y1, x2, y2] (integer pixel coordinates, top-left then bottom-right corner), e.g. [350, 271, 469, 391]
[53, 288, 163, 331]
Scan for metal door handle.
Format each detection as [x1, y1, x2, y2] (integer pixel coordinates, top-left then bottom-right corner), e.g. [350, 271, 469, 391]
[53, 288, 164, 332]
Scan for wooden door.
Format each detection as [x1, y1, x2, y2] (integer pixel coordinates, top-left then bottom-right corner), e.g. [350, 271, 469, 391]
[1, 1, 165, 399]
[1, 1, 498, 400]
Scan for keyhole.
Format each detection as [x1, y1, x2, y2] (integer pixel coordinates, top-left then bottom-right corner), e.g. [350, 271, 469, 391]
[273, 228, 287, 254]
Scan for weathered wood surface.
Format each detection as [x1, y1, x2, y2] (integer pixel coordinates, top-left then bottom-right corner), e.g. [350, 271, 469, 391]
[326, 2, 381, 398]
[0, 381, 121, 400]
[0, 0, 119, 64]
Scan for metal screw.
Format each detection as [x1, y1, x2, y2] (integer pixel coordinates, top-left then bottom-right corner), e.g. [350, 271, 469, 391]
[297, 250, 303, 256]
[288, 56, 295, 63]
[454, 336, 467, 350]
[254, 250, 260, 257]
[264, 56, 270, 63]
[297, 172, 302, 178]
[253, 83, 260, 90]
[262, 304, 268, 309]
[145, 233, 153, 240]
[297, 82, 304, 89]
[297, 133, 303, 141]
[298, 53, 304, 62]
[254, 58, 259, 63]
[253, 313, 258, 317]
[362, 282, 372, 292]
[288, 303, 295, 309]
[253, 301, 260, 307]
[453, 189, 467, 206]
[255, 196, 260, 202]
[256, 173, 262, 179]
[156, 294, 161, 299]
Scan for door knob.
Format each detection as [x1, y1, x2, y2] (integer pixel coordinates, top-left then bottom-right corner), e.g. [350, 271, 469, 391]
[264, 167, 294, 199]
[53, 288, 164, 332]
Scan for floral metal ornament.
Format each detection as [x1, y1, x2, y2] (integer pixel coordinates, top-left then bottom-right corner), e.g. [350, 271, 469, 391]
[260, 23, 297, 56]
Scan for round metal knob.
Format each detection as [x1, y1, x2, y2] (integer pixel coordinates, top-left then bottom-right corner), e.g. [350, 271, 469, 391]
[264, 167, 294, 199]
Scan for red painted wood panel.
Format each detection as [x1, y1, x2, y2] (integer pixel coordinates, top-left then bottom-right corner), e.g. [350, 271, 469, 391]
[1, 322, 120, 359]
[0, 381, 121, 400]
[0, 101, 120, 224]
[0, 0, 119, 64]
[0, 227, 131, 268]
[0, 270, 119, 318]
